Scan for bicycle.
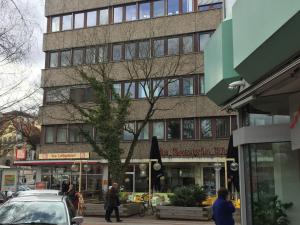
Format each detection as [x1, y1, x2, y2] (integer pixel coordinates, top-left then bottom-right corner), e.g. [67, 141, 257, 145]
[138, 193, 157, 217]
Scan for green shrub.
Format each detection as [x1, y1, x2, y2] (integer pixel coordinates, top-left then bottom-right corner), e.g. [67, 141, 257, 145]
[169, 185, 207, 207]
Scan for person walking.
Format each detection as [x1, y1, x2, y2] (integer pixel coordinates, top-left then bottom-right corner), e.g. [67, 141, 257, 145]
[105, 183, 122, 223]
[212, 188, 235, 225]
[67, 183, 77, 208]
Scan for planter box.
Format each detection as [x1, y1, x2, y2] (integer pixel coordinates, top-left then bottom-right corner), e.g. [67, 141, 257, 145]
[156, 206, 212, 221]
[84, 203, 140, 217]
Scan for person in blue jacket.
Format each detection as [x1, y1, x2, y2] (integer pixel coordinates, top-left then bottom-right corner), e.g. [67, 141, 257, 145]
[212, 188, 235, 225]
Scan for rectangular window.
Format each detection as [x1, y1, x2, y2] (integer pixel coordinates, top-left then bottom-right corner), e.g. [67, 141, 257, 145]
[113, 44, 123, 61]
[82, 124, 93, 143]
[112, 83, 122, 99]
[200, 75, 205, 94]
[182, 0, 194, 13]
[85, 87, 95, 102]
[87, 11, 97, 27]
[139, 2, 150, 19]
[182, 35, 193, 54]
[168, 79, 179, 96]
[168, 37, 179, 55]
[62, 14, 72, 31]
[45, 127, 55, 143]
[56, 126, 67, 143]
[167, 120, 181, 139]
[46, 88, 69, 103]
[86, 47, 96, 64]
[49, 52, 58, 68]
[70, 88, 84, 103]
[153, 39, 165, 57]
[198, 0, 223, 11]
[153, 79, 165, 97]
[124, 82, 136, 99]
[99, 46, 108, 62]
[183, 77, 194, 95]
[183, 119, 195, 139]
[167, 0, 179, 15]
[61, 50, 72, 67]
[138, 122, 149, 140]
[74, 13, 84, 29]
[126, 5, 137, 21]
[154, 0, 165, 17]
[153, 121, 165, 139]
[124, 123, 135, 141]
[216, 118, 230, 138]
[139, 41, 150, 59]
[201, 119, 212, 138]
[199, 33, 211, 52]
[51, 16, 60, 32]
[125, 43, 136, 60]
[114, 6, 123, 23]
[69, 125, 81, 143]
[138, 81, 150, 98]
[73, 49, 84, 65]
[99, 9, 109, 25]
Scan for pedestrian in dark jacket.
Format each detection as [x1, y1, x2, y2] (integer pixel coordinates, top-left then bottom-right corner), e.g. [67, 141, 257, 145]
[105, 183, 122, 223]
[212, 188, 235, 225]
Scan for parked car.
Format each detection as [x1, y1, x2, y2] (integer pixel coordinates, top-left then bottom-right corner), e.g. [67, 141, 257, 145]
[17, 185, 32, 192]
[0, 195, 83, 225]
[16, 189, 61, 197]
[0, 192, 7, 205]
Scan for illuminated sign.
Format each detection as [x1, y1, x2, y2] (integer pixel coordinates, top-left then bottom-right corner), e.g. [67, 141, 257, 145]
[160, 147, 227, 157]
[39, 152, 90, 160]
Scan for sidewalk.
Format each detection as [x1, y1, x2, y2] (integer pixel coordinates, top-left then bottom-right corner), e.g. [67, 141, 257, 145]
[83, 216, 215, 225]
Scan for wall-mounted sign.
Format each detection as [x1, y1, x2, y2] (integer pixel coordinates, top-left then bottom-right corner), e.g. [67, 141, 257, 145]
[290, 106, 300, 129]
[39, 152, 90, 160]
[15, 149, 27, 160]
[1, 170, 18, 192]
[160, 147, 227, 158]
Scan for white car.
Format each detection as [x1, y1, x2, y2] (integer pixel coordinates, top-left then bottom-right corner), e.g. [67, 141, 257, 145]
[16, 189, 60, 197]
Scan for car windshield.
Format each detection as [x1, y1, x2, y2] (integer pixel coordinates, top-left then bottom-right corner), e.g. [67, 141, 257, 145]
[0, 201, 68, 225]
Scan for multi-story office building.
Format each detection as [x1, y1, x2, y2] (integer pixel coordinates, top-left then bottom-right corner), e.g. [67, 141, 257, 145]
[15, 0, 236, 200]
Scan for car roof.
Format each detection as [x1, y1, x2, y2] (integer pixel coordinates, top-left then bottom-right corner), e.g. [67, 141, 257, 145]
[18, 190, 59, 194]
[10, 195, 65, 202]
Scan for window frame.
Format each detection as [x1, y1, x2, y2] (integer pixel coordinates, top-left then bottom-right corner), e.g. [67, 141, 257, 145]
[137, 122, 149, 140]
[167, 119, 181, 140]
[216, 117, 230, 138]
[56, 125, 68, 143]
[51, 16, 60, 32]
[168, 78, 180, 96]
[99, 8, 109, 25]
[114, 6, 124, 24]
[153, 0, 166, 18]
[126, 4, 137, 22]
[200, 118, 213, 139]
[182, 118, 195, 139]
[167, 37, 180, 55]
[49, 52, 59, 68]
[45, 126, 55, 144]
[62, 14, 73, 31]
[182, 76, 195, 96]
[60, 49, 72, 67]
[152, 120, 165, 140]
[167, 0, 180, 16]
[86, 10, 97, 27]
[182, 35, 194, 54]
[112, 43, 124, 62]
[72, 48, 84, 66]
[74, 12, 85, 29]
[139, 2, 151, 20]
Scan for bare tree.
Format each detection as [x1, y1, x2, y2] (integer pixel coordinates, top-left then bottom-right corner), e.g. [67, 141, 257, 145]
[43, 24, 201, 183]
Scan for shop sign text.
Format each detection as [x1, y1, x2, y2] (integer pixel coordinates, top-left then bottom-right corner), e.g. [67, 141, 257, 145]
[39, 152, 90, 160]
[160, 147, 227, 157]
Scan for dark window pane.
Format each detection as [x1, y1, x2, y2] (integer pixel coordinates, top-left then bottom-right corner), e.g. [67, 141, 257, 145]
[86, 47, 96, 64]
[183, 36, 193, 54]
[85, 87, 95, 102]
[198, 0, 223, 11]
[153, 121, 165, 139]
[183, 119, 195, 139]
[74, 13, 84, 29]
[113, 44, 123, 61]
[61, 50, 72, 67]
[216, 118, 230, 138]
[138, 122, 149, 140]
[73, 49, 84, 65]
[82, 124, 93, 142]
[70, 88, 84, 103]
[201, 119, 212, 138]
[168, 38, 179, 55]
[139, 2, 150, 19]
[51, 16, 60, 32]
[45, 127, 54, 143]
[153, 79, 165, 97]
[167, 120, 181, 139]
[139, 41, 150, 59]
[112, 83, 121, 99]
[200, 75, 205, 94]
[138, 81, 150, 98]
[183, 77, 194, 95]
[124, 123, 135, 141]
[182, 0, 193, 13]
[49, 52, 58, 68]
[167, 0, 179, 15]
[56, 126, 67, 143]
[153, 39, 165, 57]
[87, 11, 97, 27]
[69, 126, 81, 143]
[168, 79, 179, 96]
[62, 15, 72, 31]
[154, 0, 165, 17]
[100, 9, 109, 25]
[45, 88, 70, 103]
[199, 33, 211, 51]
[126, 5, 137, 21]
[99, 46, 108, 62]
[124, 82, 135, 99]
[125, 43, 136, 60]
[114, 6, 123, 23]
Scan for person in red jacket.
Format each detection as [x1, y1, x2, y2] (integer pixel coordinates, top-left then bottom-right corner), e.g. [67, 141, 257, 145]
[212, 188, 235, 225]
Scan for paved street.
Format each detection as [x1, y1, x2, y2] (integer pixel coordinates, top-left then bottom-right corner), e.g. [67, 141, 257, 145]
[83, 216, 215, 225]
